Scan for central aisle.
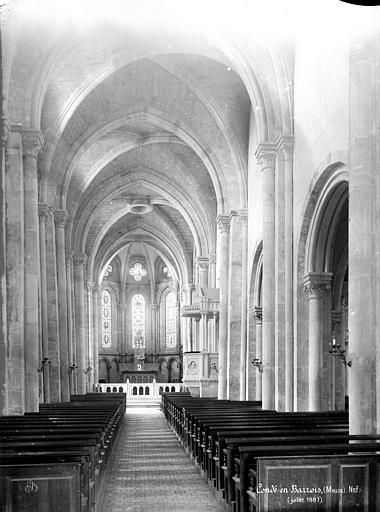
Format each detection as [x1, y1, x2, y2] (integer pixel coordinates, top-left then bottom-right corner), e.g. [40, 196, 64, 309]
[98, 406, 225, 512]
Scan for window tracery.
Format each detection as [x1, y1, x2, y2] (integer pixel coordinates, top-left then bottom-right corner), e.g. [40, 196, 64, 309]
[129, 262, 147, 281]
[132, 294, 145, 348]
[165, 291, 177, 347]
[101, 289, 112, 347]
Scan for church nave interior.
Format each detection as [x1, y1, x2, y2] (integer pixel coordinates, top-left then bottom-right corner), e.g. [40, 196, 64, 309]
[1, 0, 380, 511]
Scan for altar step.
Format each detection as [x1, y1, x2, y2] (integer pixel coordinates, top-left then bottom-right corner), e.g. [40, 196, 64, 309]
[127, 396, 162, 408]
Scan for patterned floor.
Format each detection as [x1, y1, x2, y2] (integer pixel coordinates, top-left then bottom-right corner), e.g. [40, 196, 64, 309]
[98, 406, 224, 512]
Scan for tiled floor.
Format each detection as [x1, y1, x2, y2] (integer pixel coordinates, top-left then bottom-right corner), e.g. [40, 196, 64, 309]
[98, 406, 224, 512]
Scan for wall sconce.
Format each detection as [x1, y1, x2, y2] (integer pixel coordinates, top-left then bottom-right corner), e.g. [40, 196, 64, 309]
[38, 357, 50, 373]
[328, 344, 352, 367]
[84, 366, 92, 375]
[68, 363, 77, 374]
[252, 358, 263, 373]
[209, 362, 219, 373]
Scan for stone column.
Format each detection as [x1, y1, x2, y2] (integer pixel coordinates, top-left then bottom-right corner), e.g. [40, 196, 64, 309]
[217, 215, 230, 399]
[38, 204, 50, 403]
[303, 272, 332, 411]
[194, 318, 200, 352]
[182, 284, 193, 352]
[151, 303, 158, 353]
[121, 297, 127, 354]
[87, 281, 95, 391]
[331, 310, 345, 411]
[23, 129, 43, 412]
[255, 143, 277, 410]
[66, 253, 75, 394]
[208, 313, 217, 353]
[239, 209, 248, 400]
[227, 211, 242, 400]
[93, 286, 100, 386]
[280, 136, 295, 411]
[45, 208, 61, 401]
[73, 253, 87, 394]
[199, 308, 208, 352]
[253, 306, 263, 402]
[349, 31, 378, 434]
[5, 125, 25, 414]
[54, 210, 70, 401]
[0, 121, 8, 415]
[197, 257, 209, 290]
[176, 299, 181, 349]
[209, 254, 216, 288]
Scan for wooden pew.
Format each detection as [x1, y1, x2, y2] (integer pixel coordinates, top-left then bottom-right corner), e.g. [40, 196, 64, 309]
[0, 451, 90, 512]
[250, 453, 380, 512]
[197, 414, 348, 476]
[0, 393, 125, 512]
[234, 440, 380, 512]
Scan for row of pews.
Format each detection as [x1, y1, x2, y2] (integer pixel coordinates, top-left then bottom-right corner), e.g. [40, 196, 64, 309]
[162, 393, 380, 512]
[0, 392, 126, 512]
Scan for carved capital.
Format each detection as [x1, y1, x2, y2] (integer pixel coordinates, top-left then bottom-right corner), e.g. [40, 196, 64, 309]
[251, 306, 262, 323]
[255, 142, 277, 169]
[54, 209, 69, 229]
[196, 256, 209, 270]
[229, 209, 239, 221]
[87, 280, 95, 292]
[239, 208, 248, 225]
[72, 253, 87, 267]
[22, 129, 44, 159]
[276, 134, 294, 160]
[38, 203, 50, 222]
[216, 214, 230, 234]
[303, 272, 332, 299]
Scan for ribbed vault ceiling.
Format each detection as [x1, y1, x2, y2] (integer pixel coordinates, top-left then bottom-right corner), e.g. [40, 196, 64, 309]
[4, 0, 259, 286]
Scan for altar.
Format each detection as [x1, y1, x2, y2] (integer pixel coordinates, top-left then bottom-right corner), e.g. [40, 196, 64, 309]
[118, 350, 161, 383]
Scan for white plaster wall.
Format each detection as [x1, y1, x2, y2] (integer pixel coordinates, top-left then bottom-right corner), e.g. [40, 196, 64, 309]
[247, 108, 263, 280]
[293, 29, 349, 244]
[292, 28, 349, 410]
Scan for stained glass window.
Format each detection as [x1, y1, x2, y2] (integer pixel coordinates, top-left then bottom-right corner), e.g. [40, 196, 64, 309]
[104, 264, 112, 277]
[165, 291, 177, 347]
[132, 294, 145, 348]
[101, 289, 112, 348]
[129, 262, 147, 281]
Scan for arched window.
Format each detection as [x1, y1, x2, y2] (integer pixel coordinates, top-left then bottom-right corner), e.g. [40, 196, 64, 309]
[101, 289, 112, 348]
[166, 291, 177, 347]
[132, 294, 145, 348]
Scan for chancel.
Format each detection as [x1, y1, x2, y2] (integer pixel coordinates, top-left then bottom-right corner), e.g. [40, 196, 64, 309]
[1, 1, 380, 511]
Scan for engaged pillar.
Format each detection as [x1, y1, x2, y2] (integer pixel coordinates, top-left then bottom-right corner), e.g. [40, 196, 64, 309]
[23, 129, 43, 412]
[38, 204, 50, 403]
[73, 253, 87, 394]
[217, 215, 230, 399]
[278, 135, 295, 411]
[54, 210, 70, 401]
[303, 272, 332, 411]
[255, 143, 276, 410]
[252, 306, 263, 402]
[239, 209, 248, 400]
